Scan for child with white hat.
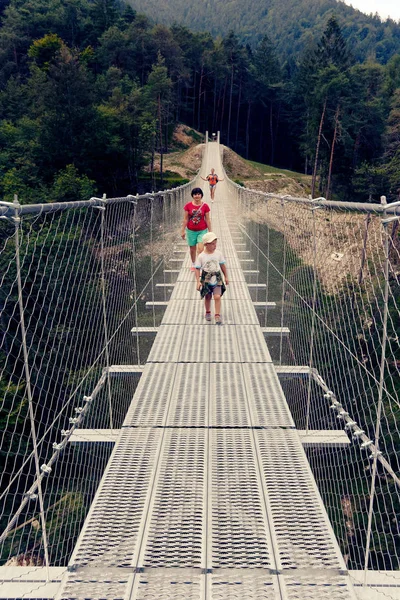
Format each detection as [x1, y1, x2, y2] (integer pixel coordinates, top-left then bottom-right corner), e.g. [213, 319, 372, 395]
[195, 232, 229, 325]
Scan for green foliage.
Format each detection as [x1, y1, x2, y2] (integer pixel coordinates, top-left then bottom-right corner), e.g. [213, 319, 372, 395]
[0, 0, 398, 201]
[50, 164, 97, 203]
[27, 33, 63, 69]
[125, 0, 400, 64]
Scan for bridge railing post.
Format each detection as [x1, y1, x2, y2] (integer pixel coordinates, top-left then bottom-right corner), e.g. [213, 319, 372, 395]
[363, 196, 394, 581]
[10, 195, 51, 577]
[279, 198, 287, 366]
[305, 204, 319, 433]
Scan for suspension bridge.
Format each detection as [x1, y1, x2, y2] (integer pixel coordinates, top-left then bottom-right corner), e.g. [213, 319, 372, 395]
[1, 135, 400, 599]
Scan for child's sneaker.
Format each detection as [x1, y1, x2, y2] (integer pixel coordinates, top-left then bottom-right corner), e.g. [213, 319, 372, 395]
[215, 314, 223, 325]
[205, 312, 212, 322]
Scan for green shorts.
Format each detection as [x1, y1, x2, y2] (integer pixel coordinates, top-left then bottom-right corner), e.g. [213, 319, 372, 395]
[186, 228, 208, 247]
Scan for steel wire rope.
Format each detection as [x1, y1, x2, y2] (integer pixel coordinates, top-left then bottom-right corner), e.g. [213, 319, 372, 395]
[364, 216, 391, 577]
[305, 207, 318, 434]
[0, 206, 109, 556]
[131, 200, 141, 366]
[279, 199, 287, 366]
[99, 197, 114, 432]
[238, 223, 400, 410]
[0, 207, 92, 564]
[11, 201, 50, 576]
[0, 259, 164, 509]
[150, 196, 156, 329]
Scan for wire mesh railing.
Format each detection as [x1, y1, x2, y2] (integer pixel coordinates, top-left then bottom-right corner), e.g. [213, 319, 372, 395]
[228, 179, 400, 584]
[0, 182, 192, 569]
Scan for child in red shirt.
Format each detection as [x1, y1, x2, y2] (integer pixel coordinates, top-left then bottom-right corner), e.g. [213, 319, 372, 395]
[181, 187, 212, 271]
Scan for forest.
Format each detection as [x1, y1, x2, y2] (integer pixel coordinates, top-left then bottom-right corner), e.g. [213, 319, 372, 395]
[0, 0, 399, 202]
[126, 0, 400, 64]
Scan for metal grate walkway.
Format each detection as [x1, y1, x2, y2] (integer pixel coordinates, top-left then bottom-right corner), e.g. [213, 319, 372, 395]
[57, 144, 357, 599]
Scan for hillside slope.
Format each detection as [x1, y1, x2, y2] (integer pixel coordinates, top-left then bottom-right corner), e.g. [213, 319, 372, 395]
[155, 135, 311, 197]
[126, 0, 400, 63]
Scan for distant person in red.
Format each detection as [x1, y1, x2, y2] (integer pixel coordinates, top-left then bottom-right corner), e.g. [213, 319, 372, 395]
[201, 168, 224, 202]
[181, 187, 212, 271]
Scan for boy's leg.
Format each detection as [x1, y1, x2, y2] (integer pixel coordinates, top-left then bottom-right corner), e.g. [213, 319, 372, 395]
[214, 294, 221, 315]
[205, 293, 212, 313]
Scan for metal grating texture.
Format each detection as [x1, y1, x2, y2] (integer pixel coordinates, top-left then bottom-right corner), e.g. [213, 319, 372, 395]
[68, 428, 162, 570]
[243, 364, 295, 427]
[255, 429, 346, 571]
[210, 571, 280, 600]
[226, 299, 261, 325]
[282, 573, 357, 600]
[209, 324, 241, 362]
[211, 363, 250, 427]
[236, 326, 272, 362]
[146, 324, 185, 362]
[171, 280, 198, 300]
[123, 363, 177, 426]
[161, 298, 190, 323]
[132, 570, 203, 600]
[211, 429, 275, 570]
[170, 280, 256, 301]
[59, 567, 133, 600]
[166, 363, 208, 427]
[140, 429, 206, 569]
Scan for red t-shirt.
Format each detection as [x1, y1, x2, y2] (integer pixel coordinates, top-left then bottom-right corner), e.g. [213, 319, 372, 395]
[184, 201, 210, 231]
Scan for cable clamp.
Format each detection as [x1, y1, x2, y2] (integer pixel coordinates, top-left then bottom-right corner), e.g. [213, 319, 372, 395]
[75, 407, 84, 414]
[41, 464, 52, 474]
[24, 491, 38, 500]
[61, 429, 70, 437]
[324, 391, 334, 399]
[345, 421, 357, 430]
[69, 417, 79, 424]
[352, 430, 365, 438]
[83, 395, 92, 403]
[337, 410, 349, 419]
[361, 440, 373, 449]
[369, 450, 382, 459]
[53, 442, 64, 451]
[127, 194, 137, 205]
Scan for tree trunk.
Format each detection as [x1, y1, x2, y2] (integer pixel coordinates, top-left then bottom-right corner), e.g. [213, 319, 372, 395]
[246, 101, 251, 159]
[326, 104, 340, 200]
[192, 69, 197, 125]
[259, 114, 264, 163]
[269, 101, 274, 165]
[311, 97, 327, 198]
[198, 63, 204, 132]
[212, 77, 217, 133]
[158, 95, 163, 187]
[220, 76, 228, 136]
[227, 64, 234, 147]
[235, 79, 242, 151]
